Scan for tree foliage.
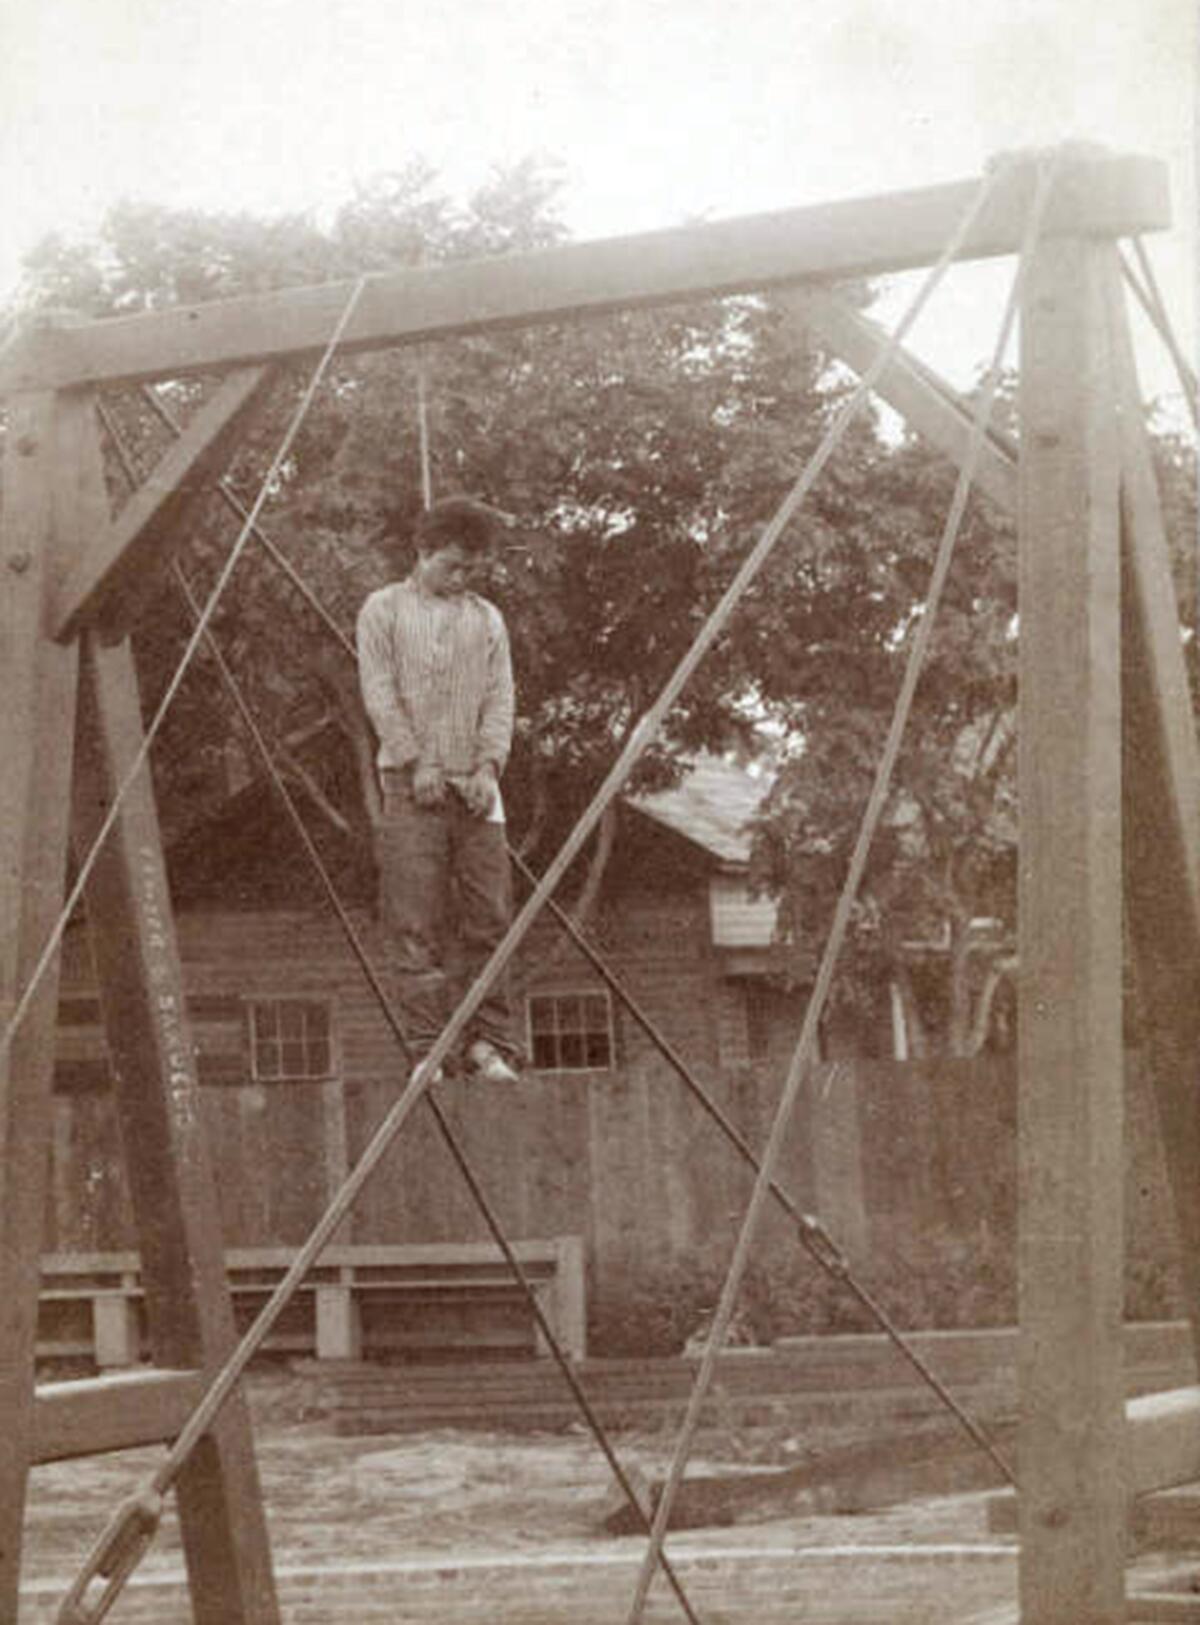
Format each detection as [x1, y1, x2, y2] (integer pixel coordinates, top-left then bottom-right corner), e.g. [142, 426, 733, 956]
[9, 163, 1196, 1055]
[12, 163, 853, 843]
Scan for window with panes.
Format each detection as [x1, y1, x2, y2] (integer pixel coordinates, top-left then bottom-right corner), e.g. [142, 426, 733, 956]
[527, 991, 614, 1071]
[247, 998, 335, 1081]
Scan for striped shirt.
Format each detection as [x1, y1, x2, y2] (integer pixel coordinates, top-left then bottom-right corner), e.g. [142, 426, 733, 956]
[356, 577, 514, 777]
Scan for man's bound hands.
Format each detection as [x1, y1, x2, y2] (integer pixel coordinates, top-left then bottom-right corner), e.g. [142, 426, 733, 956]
[460, 763, 496, 818]
[412, 761, 445, 807]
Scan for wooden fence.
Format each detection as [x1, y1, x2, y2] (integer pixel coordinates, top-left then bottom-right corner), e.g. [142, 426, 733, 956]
[44, 911, 1184, 1336]
[43, 1053, 1182, 1338]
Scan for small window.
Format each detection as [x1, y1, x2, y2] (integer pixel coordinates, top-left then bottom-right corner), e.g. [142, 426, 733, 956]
[527, 992, 613, 1072]
[733, 977, 804, 1066]
[744, 981, 774, 1063]
[248, 999, 334, 1081]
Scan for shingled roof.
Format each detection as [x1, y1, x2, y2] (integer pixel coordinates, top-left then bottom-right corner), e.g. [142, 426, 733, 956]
[630, 753, 773, 866]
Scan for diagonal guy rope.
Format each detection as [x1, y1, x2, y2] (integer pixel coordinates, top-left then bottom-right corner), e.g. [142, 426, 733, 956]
[1120, 238, 1199, 432]
[137, 356, 1016, 1486]
[57, 154, 1006, 1625]
[142, 377, 1015, 1486]
[317, 158, 1007, 1104]
[152, 148, 1005, 1470]
[74, 405, 703, 1624]
[166, 565, 704, 1625]
[624, 151, 1062, 1623]
[0, 276, 368, 1072]
[405, 321, 1017, 1481]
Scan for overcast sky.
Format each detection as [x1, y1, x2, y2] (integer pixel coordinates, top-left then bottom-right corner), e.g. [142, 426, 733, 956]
[3, 0, 1195, 413]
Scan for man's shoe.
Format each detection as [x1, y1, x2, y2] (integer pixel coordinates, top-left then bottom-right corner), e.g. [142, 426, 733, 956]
[467, 1040, 520, 1085]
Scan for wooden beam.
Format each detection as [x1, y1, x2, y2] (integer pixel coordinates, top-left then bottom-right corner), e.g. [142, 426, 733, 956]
[793, 287, 1018, 514]
[989, 1386, 1200, 1523]
[1126, 1386, 1200, 1495]
[1124, 1596, 1200, 1622]
[53, 366, 270, 642]
[72, 633, 280, 1625]
[0, 391, 91, 1622]
[1106, 261, 1200, 1370]
[33, 1369, 206, 1463]
[1017, 236, 1126, 1623]
[0, 152, 1168, 394]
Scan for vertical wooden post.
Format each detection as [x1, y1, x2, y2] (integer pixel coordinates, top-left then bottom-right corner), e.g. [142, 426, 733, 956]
[1017, 236, 1126, 1622]
[73, 632, 280, 1624]
[1106, 262, 1200, 1366]
[0, 388, 87, 1618]
[811, 1061, 869, 1264]
[321, 1074, 354, 1244]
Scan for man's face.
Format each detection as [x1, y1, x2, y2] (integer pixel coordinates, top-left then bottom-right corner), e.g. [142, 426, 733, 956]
[419, 541, 475, 597]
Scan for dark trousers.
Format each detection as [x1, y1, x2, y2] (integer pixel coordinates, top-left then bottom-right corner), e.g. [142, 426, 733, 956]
[379, 769, 517, 1062]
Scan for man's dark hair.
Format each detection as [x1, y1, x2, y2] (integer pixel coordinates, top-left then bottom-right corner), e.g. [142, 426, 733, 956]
[414, 496, 502, 557]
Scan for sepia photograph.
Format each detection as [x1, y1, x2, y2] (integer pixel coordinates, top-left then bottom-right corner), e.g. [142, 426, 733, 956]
[1, 2, 1195, 1620]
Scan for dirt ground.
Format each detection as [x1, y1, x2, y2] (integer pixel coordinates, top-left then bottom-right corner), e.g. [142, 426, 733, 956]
[17, 1367, 1192, 1623]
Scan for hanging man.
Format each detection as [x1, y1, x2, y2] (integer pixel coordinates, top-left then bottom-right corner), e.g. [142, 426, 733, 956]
[357, 496, 521, 1085]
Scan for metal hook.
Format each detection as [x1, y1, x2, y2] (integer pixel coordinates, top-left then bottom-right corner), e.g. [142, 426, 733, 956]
[56, 1491, 164, 1625]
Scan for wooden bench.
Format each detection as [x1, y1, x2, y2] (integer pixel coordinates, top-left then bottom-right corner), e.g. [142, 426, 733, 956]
[38, 1237, 586, 1368]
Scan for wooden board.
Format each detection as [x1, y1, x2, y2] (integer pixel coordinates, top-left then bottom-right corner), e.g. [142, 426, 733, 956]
[0, 389, 89, 1621]
[0, 153, 1168, 393]
[1107, 260, 1200, 1368]
[1126, 1386, 1200, 1494]
[33, 1370, 207, 1463]
[1017, 235, 1126, 1623]
[52, 366, 269, 641]
[72, 634, 280, 1625]
[792, 287, 1018, 515]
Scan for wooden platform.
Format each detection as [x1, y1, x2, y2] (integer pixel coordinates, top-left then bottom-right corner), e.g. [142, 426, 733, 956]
[320, 1321, 1197, 1438]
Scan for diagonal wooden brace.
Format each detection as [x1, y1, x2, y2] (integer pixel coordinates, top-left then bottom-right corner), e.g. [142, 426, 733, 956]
[52, 365, 270, 644]
[71, 632, 280, 1624]
[792, 286, 1018, 514]
[1107, 257, 1200, 1366]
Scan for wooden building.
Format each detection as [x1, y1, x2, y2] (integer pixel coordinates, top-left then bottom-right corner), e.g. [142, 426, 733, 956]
[45, 756, 834, 1301]
[46, 745, 1180, 1357]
